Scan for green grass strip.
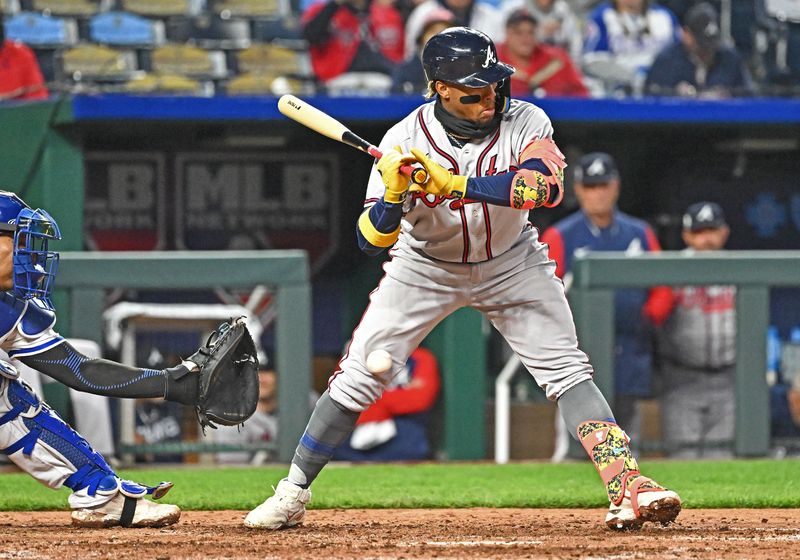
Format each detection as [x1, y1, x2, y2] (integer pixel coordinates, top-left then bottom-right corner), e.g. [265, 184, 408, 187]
[1, 459, 798, 511]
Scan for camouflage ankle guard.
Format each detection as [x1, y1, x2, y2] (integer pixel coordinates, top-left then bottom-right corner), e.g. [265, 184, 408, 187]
[577, 421, 640, 505]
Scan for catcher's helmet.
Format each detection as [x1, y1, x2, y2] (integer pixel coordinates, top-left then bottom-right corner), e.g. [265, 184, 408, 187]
[422, 27, 514, 89]
[0, 190, 61, 309]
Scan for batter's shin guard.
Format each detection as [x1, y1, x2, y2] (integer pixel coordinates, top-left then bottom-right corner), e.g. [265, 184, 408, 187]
[578, 420, 681, 529]
[577, 420, 640, 505]
[0, 379, 172, 509]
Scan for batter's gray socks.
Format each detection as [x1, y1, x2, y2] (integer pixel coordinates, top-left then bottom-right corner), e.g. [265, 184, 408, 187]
[287, 390, 359, 488]
[557, 380, 615, 440]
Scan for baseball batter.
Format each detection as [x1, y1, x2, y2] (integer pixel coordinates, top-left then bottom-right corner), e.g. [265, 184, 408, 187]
[246, 27, 681, 531]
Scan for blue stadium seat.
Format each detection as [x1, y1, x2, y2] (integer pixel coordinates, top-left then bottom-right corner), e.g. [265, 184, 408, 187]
[5, 11, 78, 47]
[89, 11, 164, 47]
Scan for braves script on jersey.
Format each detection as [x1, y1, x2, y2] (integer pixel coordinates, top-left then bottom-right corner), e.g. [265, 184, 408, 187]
[365, 100, 554, 263]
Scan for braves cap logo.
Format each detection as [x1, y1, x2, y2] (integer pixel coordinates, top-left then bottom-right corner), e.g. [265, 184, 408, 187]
[481, 47, 496, 69]
[695, 204, 715, 222]
[586, 158, 606, 176]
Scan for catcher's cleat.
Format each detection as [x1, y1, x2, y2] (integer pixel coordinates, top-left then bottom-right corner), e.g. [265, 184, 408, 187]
[605, 477, 682, 530]
[71, 494, 181, 528]
[244, 478, 311, 529]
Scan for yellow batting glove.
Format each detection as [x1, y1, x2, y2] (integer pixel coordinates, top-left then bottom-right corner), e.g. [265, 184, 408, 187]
[410, 148, 467, 199]
[376, 147, 416, 204]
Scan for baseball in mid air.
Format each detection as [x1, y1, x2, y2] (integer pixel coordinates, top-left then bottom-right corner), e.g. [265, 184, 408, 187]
[366, 350, 393, 375]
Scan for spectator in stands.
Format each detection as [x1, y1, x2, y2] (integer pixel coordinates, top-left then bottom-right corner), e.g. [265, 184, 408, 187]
[404, 0, 505, 61]
[645, 2, 754, 98]
[334, 347, 441, 462]
[656, 202, 735, 459]
[0, 14, 48, 101]
[540, 152, 673, 447]
[582, 0, 680, 93]
[497, 9, 589, 98]
[501, 0, 583, 61]
[392, 7, 455, 95]
[301, 0, 404, 89]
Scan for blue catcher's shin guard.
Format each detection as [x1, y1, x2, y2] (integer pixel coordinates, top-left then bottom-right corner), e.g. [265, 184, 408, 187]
[0, 379, 172, 509]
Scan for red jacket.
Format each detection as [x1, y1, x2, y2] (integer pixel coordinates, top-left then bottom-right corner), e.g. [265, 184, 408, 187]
[497, 42, 588, 98]
[0, 40, 48, 100]
[302, 1, 404, 82]
[357, 347, 440, 425]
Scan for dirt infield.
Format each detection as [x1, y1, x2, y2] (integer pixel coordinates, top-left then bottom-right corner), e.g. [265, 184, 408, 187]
[1, 508, 798, 559]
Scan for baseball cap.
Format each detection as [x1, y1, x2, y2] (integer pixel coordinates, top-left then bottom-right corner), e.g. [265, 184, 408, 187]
[575, 152, 619, 185]
[682, 202, 727, 231]
[506, 8, 538, 28]
[684, 2, 721, 49]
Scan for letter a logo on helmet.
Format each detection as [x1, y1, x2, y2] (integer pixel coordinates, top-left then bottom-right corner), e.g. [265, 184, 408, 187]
[481, 47, 496, 69]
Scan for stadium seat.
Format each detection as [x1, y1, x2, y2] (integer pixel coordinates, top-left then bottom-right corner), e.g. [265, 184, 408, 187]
[324, 72, 392, 96]
[166, 14, 251, 49]
[226, 71, 309, 95]
[151, 43, 227, 79]
[250, 15, 303, 44]
[60, 43, 138, 80]
[5, 11, 78, 47]
[124, 72, 211, 95]
[235, 43, 308, 75]
[23, 0, 105, 17]
[118, 0, 203, 18]
[208, 0, 288, 19]
[2, 0, 21, 15]
[89, 11, 165, 47]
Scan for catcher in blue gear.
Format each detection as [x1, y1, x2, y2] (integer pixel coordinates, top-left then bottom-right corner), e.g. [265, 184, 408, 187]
[0, 191, 258, 527]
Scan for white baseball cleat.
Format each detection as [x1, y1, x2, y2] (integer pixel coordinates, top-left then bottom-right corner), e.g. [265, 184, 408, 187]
[71, 494, 181, 528]
[605, 487, 682, 531]
[244, 478, 312, 529]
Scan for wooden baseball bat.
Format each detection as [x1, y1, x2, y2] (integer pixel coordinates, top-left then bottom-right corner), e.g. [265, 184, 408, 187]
[277, 94, 428, 185]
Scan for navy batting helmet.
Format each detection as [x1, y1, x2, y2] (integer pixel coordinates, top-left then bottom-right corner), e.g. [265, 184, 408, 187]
[422, 27, 514, 88]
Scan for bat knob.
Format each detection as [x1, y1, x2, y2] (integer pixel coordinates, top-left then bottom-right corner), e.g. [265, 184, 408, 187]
[411, 167, 428, 185]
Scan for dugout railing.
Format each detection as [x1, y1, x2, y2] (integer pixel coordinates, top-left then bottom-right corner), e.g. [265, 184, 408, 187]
[55, 250, 312, 463]
[496, 251, 800, 462]
[569, 250, 800, 457]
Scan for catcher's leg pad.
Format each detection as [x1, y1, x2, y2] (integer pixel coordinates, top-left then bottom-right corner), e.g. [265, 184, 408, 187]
[0, 378, 172, 508]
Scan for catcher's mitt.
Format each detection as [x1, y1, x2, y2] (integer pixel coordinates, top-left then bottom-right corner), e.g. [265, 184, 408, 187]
[189, 317, 259, 431]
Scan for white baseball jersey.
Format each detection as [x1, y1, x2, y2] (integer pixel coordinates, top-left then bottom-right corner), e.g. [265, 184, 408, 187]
[328, 99, 593, 413]
[365, 99, 554, 263]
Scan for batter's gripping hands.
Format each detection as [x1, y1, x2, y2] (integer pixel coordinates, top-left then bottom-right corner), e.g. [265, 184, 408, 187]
[410, 148, 467, 199]
[377, 147, 417, 204]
